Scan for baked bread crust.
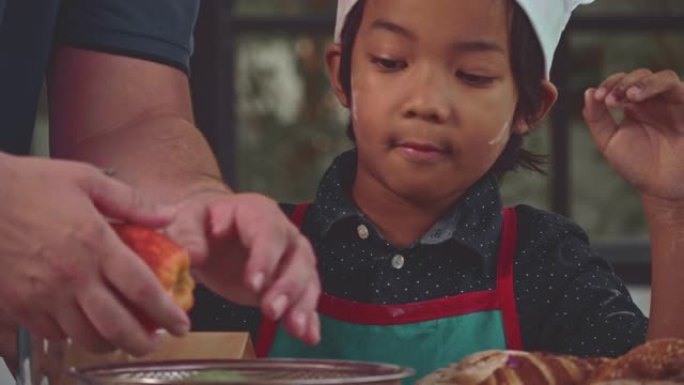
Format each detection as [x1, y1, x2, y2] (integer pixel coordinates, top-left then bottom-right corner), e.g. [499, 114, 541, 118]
[418, 339, 684, 385]
[417, 350, 608, 385]
[589, 339, 684, 384]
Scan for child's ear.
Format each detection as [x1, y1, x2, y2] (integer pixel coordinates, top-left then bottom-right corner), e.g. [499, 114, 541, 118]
[325, 43, 350, 108]
[512, 80, 559, 135]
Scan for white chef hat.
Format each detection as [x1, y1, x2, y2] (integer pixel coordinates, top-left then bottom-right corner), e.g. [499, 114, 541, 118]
[333, 0, 595, 78]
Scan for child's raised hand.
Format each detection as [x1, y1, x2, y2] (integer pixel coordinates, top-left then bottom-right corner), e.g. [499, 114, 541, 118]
[583, 69, 684, 201]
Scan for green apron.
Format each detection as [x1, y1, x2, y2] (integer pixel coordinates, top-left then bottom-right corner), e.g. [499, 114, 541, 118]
[256, 204, 522, 384]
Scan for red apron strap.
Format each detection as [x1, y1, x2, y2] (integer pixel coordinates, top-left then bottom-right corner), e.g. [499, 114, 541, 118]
[255, 318, 278, 357]
[496, 207, 523, 350]
[290, 202, 311, 228]
[318, 290, 499, 325]
[255, 202, 312, 357]
[258, 204, 523, 355]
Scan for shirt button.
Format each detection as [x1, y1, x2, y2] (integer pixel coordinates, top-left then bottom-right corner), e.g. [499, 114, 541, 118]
[357, 224, 370, 240]
[391, 254, 405, 269]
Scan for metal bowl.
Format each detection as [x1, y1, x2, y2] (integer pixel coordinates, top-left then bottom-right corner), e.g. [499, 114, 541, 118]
[68, 359, 415, 385]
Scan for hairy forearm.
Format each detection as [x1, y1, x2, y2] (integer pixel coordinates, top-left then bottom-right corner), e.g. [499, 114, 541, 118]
[47, 48, 229, 203]
[53, 113, 230, 204]
[642, 195, 684, 339]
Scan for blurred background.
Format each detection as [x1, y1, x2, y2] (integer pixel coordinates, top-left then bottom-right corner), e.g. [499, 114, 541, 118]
[13, 3, 682, 380]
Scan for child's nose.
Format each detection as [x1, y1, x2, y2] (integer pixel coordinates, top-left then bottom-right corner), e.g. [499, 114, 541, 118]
[401, 68, 453, 124]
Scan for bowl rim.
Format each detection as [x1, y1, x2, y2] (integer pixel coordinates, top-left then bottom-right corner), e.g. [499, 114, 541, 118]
[68, 358, 416, 385]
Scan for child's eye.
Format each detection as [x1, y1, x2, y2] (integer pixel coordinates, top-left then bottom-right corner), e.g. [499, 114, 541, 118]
[371, 56, 407, 72]
[457, 71, 496, 86]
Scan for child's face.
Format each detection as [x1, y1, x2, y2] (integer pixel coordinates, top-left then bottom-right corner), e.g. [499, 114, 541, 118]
[333, 0, 528, 204]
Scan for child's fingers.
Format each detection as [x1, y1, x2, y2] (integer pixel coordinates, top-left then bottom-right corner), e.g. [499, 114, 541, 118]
[595, 72, 627, 100]
[625, 70, 684, 103]
[604, 69, 653, 106]
[583, 88, 617, 153]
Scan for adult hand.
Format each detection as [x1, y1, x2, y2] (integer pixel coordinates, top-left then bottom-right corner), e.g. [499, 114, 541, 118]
[166, 190, 321, 345]
[583, 69, 684, 201]
[0, 153, 190, 356]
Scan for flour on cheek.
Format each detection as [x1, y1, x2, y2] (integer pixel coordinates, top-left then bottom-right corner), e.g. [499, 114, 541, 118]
[488, 120, 510, 145]
[350, 75, 361, 124]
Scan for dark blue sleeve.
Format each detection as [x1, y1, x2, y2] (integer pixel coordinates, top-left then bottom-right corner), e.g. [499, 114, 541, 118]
[514, 205, 648, 358]
[54, 0, 199, 73]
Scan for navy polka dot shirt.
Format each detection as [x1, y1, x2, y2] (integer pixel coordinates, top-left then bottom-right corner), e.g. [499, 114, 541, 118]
[191, 150, 647, 357]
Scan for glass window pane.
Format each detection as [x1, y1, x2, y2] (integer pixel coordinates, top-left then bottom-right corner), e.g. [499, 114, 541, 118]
[235, 33, 351, 203]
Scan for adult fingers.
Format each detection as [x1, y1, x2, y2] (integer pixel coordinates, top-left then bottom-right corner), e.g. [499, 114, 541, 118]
[238, 216, 290, 295]
[55, 302, 114, 353]
[28, 316, 65, 341]
[16, 312, 65, 342]
[81, 168, 175, 227]
[260, 235, 318, 321]
[306, 311, 321, 346]
[166, 204, 211, 263]
[281, 282, 321, 345]
[209, 200, 279, 292]
[79, 283, 163, 356]
[99, 226, 190, 337]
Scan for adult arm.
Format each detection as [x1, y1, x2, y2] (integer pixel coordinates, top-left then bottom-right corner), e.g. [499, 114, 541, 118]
[48, 47, 320, 346]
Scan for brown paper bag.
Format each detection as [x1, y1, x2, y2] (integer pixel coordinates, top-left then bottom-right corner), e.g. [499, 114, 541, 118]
[32, 332, 254, 385]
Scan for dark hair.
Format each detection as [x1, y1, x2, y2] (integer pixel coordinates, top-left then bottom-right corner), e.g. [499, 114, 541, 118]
[338, 0, 547, 175]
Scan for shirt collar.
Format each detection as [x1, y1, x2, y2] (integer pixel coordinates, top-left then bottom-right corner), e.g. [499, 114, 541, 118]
[306, 149, 503, 260]
[306, 149, 360, 236]
[419, 174, 503, 263]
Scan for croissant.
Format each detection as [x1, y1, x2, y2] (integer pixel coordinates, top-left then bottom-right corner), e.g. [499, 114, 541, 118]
[417, 339, 684, 385]
[417, 349, 609, 385]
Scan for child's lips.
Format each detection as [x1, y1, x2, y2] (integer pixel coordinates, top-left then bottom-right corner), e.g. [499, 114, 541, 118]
[396, 141, 449, 163]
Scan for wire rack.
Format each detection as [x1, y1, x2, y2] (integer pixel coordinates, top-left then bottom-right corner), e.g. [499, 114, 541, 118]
[69, 359, 415, 385]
